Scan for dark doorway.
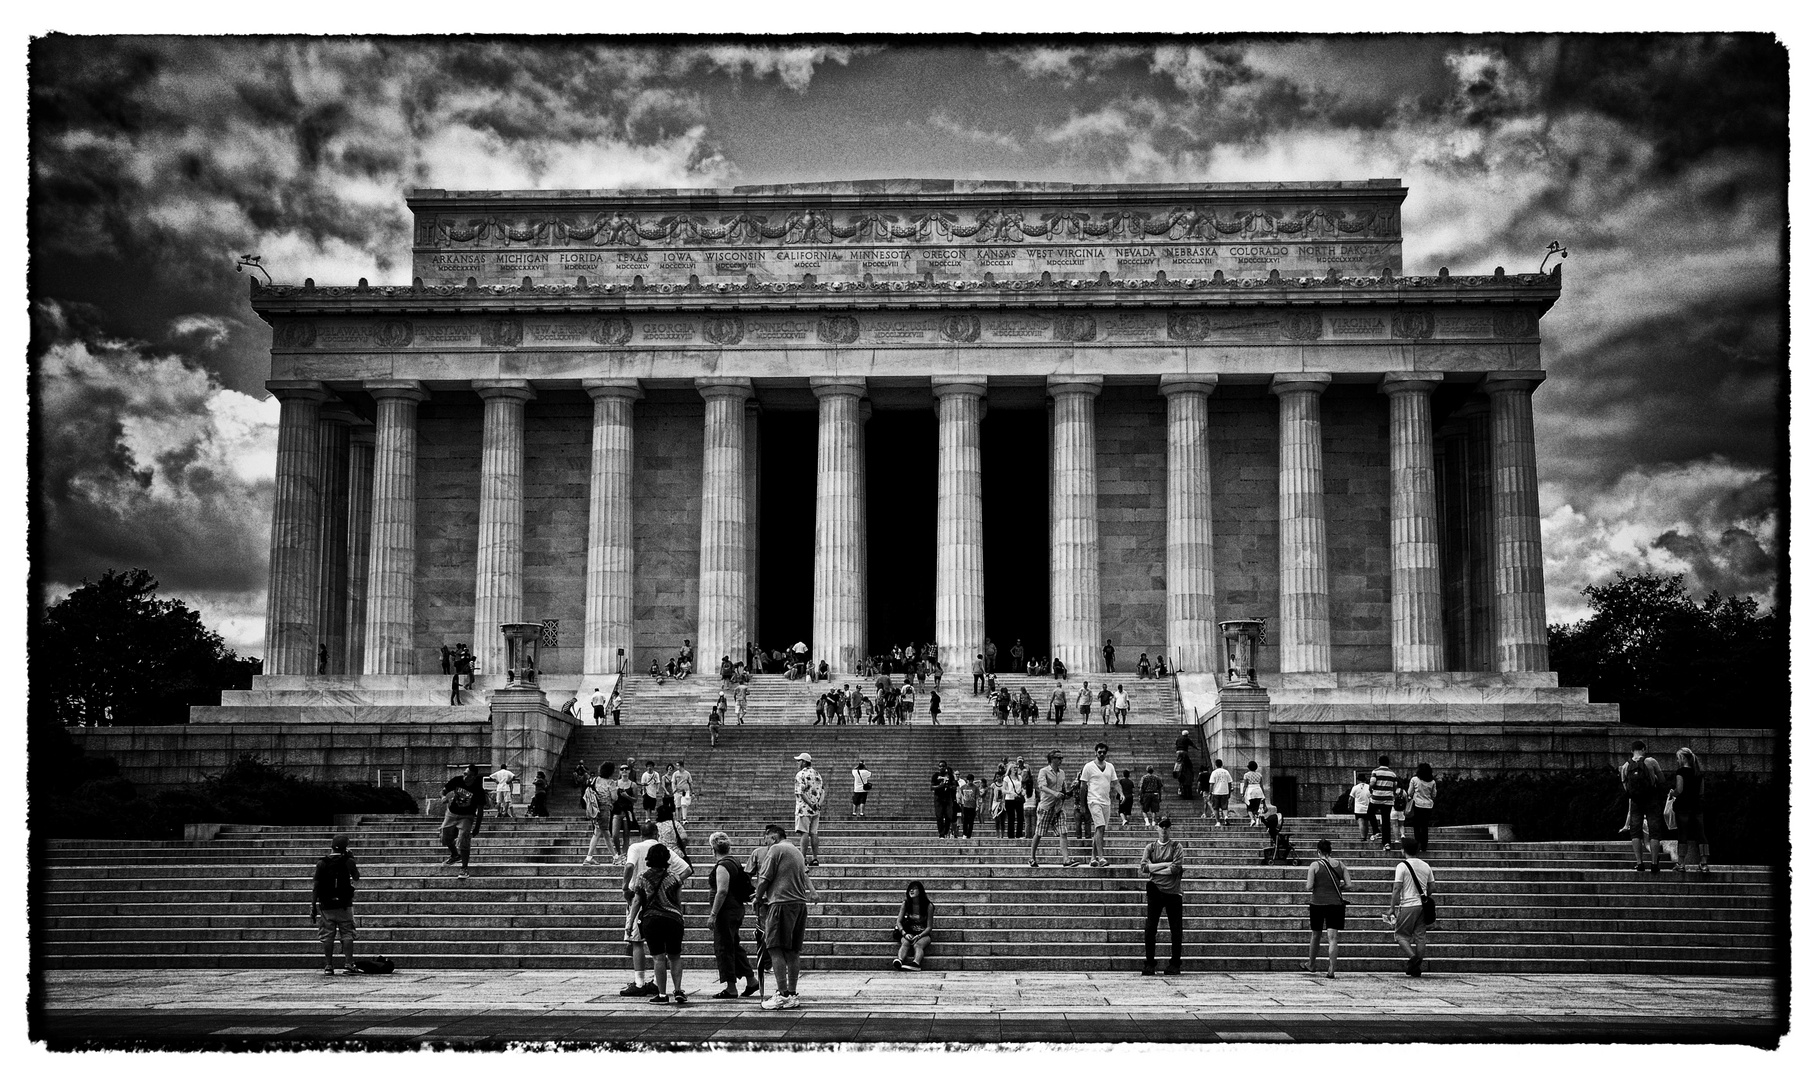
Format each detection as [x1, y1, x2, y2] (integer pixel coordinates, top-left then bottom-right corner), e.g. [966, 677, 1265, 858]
[865, 409, 936, 653]
[982, 409, 1048, 664]
[757, 411, 816, 653]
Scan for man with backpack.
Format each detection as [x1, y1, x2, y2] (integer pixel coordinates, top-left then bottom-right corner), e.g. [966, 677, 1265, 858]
[581, 762, 617, 865]
[706, 830, 761, 999]
[310, 833, 362, 975]
[440, 765, 487, 879]
[1622, 741, 1671, 872]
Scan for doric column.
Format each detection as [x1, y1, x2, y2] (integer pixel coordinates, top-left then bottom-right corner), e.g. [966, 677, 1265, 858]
[934, 376, 988, 675]
[1272, 373, 1333, 673]
[1160, 376, 1220, 674]
[811, 377, 867, 672]
[696, 378, 753, 676]
[1048, 375, 1103, 674]
[470, 380, 535, 678]
[1484, 371, 1550, 672]
[583, 379, 641, 676]
[744, 399, 763, 656]
[344, 426, 375, 674]
[362, 380, 428, 675]
[1382, 373, 1446, 672]
[313, 405, 357, 675]
[262, 381, 329, 675]
[855, 400, 870, 652]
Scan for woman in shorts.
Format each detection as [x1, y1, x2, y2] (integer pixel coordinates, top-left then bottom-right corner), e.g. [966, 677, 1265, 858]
[1303, 837, 1350, 978]
[629, 841, 691, 1004]
[1242, 761, 1267, 826]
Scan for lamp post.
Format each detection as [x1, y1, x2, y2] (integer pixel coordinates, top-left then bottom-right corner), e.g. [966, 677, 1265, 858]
[501, 622, 545, 689]
[1219, 618, 1266, 688]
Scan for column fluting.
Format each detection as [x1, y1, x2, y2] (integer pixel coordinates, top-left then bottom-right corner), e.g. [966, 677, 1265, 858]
[362, 380, 428, 675]
[262, 380, 329, 675]
[744, 399, 763, 660]
[583, 379, 641, 676]
[313, 406, 356, 675]
[1485, 371, 1550, 672]
[1272, 373, 1333, 673]
[811, 377, 867, 673]
[344, 427, 375, 675]
[934, 376, 988, 676]
[1160, 375, 1220, 674]
[1383, 373, 1447, 672]
[1048, 375, 1103, 675]
[696, 378, 753, 677]
[471, 381, 535, 679]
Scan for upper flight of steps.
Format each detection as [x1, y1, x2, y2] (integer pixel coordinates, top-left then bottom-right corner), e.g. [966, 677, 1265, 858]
[38, 815, 1775, 976]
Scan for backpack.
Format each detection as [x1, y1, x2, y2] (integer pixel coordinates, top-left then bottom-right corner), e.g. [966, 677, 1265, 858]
[353, 956, 396, 975]
[1624, 758, 1658, 799]
[582, 781, 601, 819]
[312, 853, 355, 908]
[718, 856, 755, 907]
[447, 785, 477, 813]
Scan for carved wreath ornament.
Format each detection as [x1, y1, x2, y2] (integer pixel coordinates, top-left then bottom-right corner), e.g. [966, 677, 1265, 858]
[429, 204, 1399, 248]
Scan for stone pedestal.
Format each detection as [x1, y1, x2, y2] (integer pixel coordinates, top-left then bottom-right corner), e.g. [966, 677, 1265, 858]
[1048, 375, 1103, 674]
[263, 381, 329, 675]
[1271, 373, 1333, 673]
[696, 378, 753, 676]
[1382, 373, 1446, 672]
[1160, 376, 1219, 673]
[1485, 371, 1550, 672]
[583, 380, 640, 676]
[487, 686, 572, 785]
[472, 381, 535, 679]
[363, 380, 428, 675]
[1202, 684, 1273, 794]
[811, 377, 867, 672]
[934, 376, 987, 675]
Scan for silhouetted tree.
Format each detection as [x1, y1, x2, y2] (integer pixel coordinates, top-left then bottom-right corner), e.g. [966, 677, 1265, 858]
[1549, 572, 1787, 728]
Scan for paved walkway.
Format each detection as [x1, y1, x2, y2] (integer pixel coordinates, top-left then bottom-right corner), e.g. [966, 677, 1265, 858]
[33, 971, 1782, 1047]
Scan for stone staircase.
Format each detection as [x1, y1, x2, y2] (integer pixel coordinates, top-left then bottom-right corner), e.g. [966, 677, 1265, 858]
[37, 814, 1775, 975]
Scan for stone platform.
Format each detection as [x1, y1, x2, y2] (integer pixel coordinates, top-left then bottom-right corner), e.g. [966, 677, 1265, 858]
[32, 970, 1783, 1048]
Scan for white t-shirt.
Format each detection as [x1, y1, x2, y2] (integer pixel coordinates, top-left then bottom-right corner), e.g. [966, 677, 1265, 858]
[1351, 782, 1373, 813]
[643, 771, 664, 799]
[1113, 690, 1130, 710]
[1079, 759, 1118, 806]
[670, 769, 692, 795]
[627, 837, 692, 879]
[1209, 768, 1233, 795]
[852, 768, 872, 792]
[489, 769, 515, 795]
[1393, 858, 1433, 908]
[589, 692, 607, 708]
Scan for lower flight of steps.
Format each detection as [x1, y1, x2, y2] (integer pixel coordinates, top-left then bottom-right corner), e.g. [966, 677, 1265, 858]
[556, 724, 1200, 822]
[38, 815, 1774, 976]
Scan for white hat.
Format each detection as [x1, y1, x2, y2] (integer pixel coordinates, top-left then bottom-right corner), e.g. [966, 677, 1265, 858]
[795, 752, 814, 763]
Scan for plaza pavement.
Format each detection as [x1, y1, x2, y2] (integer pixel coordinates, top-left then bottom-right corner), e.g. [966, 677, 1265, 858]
[33, 970, 1782, 1048]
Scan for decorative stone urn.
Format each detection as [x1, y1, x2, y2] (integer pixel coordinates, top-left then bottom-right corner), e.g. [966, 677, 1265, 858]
[1219, 618, 1266, 688]
[500, 623, 545, 689]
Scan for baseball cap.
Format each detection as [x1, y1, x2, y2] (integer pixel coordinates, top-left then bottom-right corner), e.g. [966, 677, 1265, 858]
[795, 753, 814, 763]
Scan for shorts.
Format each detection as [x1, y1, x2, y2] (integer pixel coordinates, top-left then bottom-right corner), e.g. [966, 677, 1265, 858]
[1627, 800, 1667, 837]
[590, 815, 611, 836]
[1037, 802, 1064, 834]
[641, 915, 684, 957]
[1119, 798, 1133, 815]
[1141, 794, 1161, 813]
[593, 705, 606, 719]
[1393, 904, 1428, 945]
[1088, 802, 1111, 829]
[1213, 794, 1230, 810]
[643, 795, 657, 813]
[1247, 798, 1264, 815]
[852, 791, 868, 806]
[795, 813, 821, 836]
[1308, 904, 1346, 933]
[623, 904, 644, 944]
[1079, 705, 1091, 717]
[765, 901, 808, 953]
[317, 906, 356, 943]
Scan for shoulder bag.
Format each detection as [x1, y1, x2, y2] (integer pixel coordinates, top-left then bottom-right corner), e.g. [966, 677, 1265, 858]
[1403, 859, 1437, 926]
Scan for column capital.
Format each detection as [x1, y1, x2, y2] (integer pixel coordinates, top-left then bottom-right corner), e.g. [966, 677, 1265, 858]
[1379, 372, 1444, 396]
[1046, 374, 1103, 398]
[1270, 372, 1332, 397]
[584, 378, 645, 402]
[366, 379, 429, 404]
[266, 379, 329, 403]
[932, 375, 989, 399]
[318, 403, 363, 426]
[473, 379, 537, 403]
[348, 425, 377, 447]
[1159, 375, 1219, 397]
[1481, 370, 1547, 394]
[809, 376, 868, 399]
[695, 376, 753, 403]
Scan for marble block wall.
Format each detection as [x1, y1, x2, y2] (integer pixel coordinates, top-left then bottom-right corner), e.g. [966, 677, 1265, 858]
[1207, 391, 1279, 669]
[1095, 386, 1167, 665]
[1321, 387, 1392, 672]
[632, 396, 704, 665]
[522, 399, 590, 672]
[415, 400, 481, 670]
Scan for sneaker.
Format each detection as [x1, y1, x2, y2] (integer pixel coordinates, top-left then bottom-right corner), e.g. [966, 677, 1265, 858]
[741, 981, 761, 997]
[1028, 860, 1040, 868]
[891, 958, 902, 970]
[902, 961, 921, 972]
[1140, 962, 1156, 977]
[780, 994, 801, 1009]
[581, 857, 599, 866]
[321, 966, 336, 976]
[711, 987, 740, 999]
[619, 981, 651, 997]
[1633, 863, 1647, 873]
[441, 856, 459, 866]
[761, 995, 786, 1010]
[343, 966, 367, 976]
[456, 871, 470, 880]
[647, 994, 671, 1005]
[1163, 964, 1181, 976]
[672, 993, 689, 1005]
[1062, 859, 1080, 867]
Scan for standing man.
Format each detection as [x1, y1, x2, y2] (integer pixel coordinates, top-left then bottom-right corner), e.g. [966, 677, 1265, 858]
[1387, 835, 1435, 976]
[1621, 741, 1670, 872]
[310, 833, 361, 975]
[983, 637, 998, 673]
[1098, 683, 1113, 725]
[620, 820, 688, 996]
[1138, 816, 1184, 976]
[972, 654, 986, 695]
[669, 760, 693, 824]
[1112, 684, 1131, 727]
[589, 686, 608, 725]
[1078, 742, 1119, 867]
[753, 822, 818, 1010]
[439, 765, 486, 879]
[956, 773, 980, 839]
[1102, 638, 1115, 673]
[708, 703, 722, 747]
[1208, 758, 1234, 827]
[792, 753, 824, 867]
[1049, 681, 1068, 725]
[1010, 638, 1024, 673]
[1028, 750, 1080, 868]
[487, 765, 517, 819]
[929, 760, 957, 839]
[1077, 680, 1093, 724]
[1368, 756, 1400, 851]
[928, 686, 942, 726]
[641, 760, 665, 822]
[706, 831, 760, 999]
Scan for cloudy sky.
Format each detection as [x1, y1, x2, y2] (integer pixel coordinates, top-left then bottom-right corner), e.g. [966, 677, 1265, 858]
[26, 35, 1787, 656]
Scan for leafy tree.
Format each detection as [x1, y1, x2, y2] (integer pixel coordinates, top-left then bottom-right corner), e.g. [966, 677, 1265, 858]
[30, 568, 261, 729]
[1549, 572, 1787, 728]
